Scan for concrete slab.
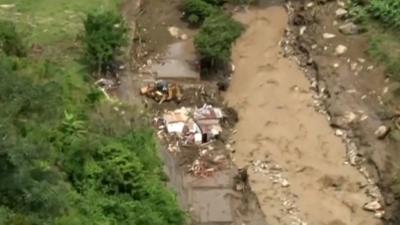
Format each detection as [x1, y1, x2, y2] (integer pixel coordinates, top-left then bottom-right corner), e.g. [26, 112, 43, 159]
[191, 189, 233, 223]
[152, 59, 199, 79]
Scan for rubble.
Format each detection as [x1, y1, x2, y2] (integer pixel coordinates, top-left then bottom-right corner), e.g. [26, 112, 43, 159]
[159, 104, 224, 145]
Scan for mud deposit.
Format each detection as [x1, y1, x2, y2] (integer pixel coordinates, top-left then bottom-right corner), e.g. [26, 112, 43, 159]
[226, 1, 383, 225]
[284, 0, 400, 224]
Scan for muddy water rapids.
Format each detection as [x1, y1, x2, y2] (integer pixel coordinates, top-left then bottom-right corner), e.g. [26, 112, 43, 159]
[225, 2, 383, 225]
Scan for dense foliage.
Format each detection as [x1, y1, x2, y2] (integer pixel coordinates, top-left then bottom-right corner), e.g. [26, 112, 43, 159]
[194, 14, 243, 69]
[83, 11, 128, 74]
[182, 0, 244, 72]
[0, 3, 185, 225]
[0, 21, 26, 56]
[183, 0, 219, 25]
[367, 0, 400, 29]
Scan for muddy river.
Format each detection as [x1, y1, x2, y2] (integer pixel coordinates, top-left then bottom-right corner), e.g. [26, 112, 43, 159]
[226, 1, 383, 225]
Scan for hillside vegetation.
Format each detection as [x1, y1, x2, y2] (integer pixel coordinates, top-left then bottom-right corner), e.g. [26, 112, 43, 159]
[350, 0, 400, 80]
[0, 1, 184, 225]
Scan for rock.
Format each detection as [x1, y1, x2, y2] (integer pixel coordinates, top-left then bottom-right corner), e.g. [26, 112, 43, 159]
[323, 33, 336, 39]
[363, 200, 383, 211]
[350, 62, 358, 71]
[374, 125, 390, 139]
[335, 129, 344, 136]
[335, 45, 347, 56]
[357, 58, 366, 63]
[281, 179, 290, 187]
[339, 22, 360, 35]
[300, 26, 307, 36]
[180, 34, 188, 40]
[337, 1, 345, 7]
[345, 111, 358, 123]
[374, 210, 385, 219]
[335, 8, 348, 19]
[167, 26, 180, 38]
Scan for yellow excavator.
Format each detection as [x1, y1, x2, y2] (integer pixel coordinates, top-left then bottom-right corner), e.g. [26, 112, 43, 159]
[140, 80, 183, 104]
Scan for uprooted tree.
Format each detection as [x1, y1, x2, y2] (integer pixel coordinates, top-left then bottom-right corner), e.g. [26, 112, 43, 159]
[194, 14, 243, 72]
[83, 11, 128, 75]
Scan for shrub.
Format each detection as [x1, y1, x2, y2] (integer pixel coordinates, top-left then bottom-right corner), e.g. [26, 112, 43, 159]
[182, 0, 219, 25]
[194, 14, 243, 70]
[367, 0, 400, 29]
[83, 11, 128, 74]
[0, 20, 26, 57]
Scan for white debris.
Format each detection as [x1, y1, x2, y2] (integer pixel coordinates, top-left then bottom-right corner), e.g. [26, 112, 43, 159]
[323, 33, 336, 39]
[300, 26, 307, 36]
[374, 125, 390, 139]
[333, 63, 340, 68]
[281, 179, 290, 188]
[335, 45, 348, 56]
[363, 200, 383, 211]
[168, 26, 180, 38]
[351, 62, 358, 71]
[306, 2, 314, 8]
[337, 1, 345, 7]
[358, 58, 366, 63]
[382, 86, 389, 95]
[335, 8, 348, 18]
[360, 114, 369, 121]
[180, 33, 188, 40]
[335, 129, 344, 137]
[344, 111, 357, 123]
[375, 210, 385, 219]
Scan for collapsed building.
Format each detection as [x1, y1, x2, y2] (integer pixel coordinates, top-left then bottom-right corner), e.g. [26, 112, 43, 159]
[161, 104, 224, 145]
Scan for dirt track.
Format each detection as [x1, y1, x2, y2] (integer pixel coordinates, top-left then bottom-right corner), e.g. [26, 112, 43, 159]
[226, 3, 382, 225]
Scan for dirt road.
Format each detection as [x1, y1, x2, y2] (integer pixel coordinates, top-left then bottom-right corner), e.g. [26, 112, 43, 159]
[225, 3, 383, 225]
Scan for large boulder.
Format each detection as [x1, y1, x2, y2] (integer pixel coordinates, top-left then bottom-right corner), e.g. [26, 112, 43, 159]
[339, 22, 360, 35]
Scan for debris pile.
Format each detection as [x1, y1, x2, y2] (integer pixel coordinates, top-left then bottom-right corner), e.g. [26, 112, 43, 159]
[154, 104, 227, 177]
[158, 104, 224, 145]
[251, 159, 307, 225]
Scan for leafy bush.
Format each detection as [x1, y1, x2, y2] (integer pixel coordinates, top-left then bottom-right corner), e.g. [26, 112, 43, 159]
[83, 11, 128, 73]
[183, 0, 219, 24]
[0, 20, 26, 57]
[194, 14, 243, 69]
[367, 0, 400, 29]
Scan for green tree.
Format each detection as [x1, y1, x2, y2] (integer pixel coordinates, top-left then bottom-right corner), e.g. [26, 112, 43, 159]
[194, 14, 243, 70]
[183, 0, 220, 25]
[83, 11, 128, 74]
